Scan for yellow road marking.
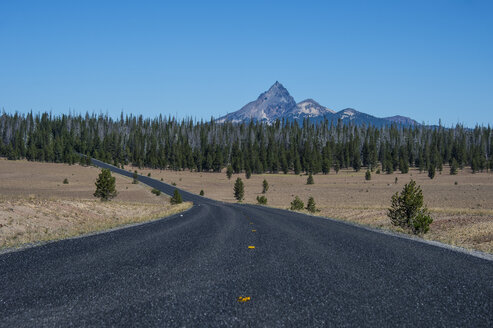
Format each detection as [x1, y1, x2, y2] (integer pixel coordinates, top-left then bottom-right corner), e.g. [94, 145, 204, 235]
[248, 246, 255, 249]
[237, 296, 251, 303]
[252, 230, 256, 232]
[250, 222, 253, 225]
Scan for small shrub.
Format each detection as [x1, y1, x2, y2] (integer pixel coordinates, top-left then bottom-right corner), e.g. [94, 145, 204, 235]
[387, 180, 433, 235]
[63, 178, 69, 184]
[262, 179, 269, 194]
[160, 178, 163, 181]
[170, 189, 183, 204]
[256, 195, 267, 205]
[290, 196, 304, 210]
[454, 181, 458, 185]
[132, 171, 138, 184]
[233, 178, 244, 202]
[306, 196, 317, 213]
[365, 170, 371, 181]
[376, 169, 381, 174]
[200, 189, 204, 196]
[147, 173, 151, 177]
[172, 182, 176, 186]
[307, 173, 314, 185]
[151, 188, 161, 196]
[246, 168, 252, 179]
[395, 177, 398, 184]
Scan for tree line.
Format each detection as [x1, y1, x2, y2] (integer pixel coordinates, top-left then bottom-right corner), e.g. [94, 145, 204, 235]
[1, 111, 492, 174]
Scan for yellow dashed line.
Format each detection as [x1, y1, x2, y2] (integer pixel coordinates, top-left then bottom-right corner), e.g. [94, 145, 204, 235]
[237, 296, 251, 303]
[248, 246, 255, 249]
[252, 229, 256, 232]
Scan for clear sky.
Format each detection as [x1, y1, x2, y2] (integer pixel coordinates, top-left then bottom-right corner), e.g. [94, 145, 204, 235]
[1, 0, 492, 127]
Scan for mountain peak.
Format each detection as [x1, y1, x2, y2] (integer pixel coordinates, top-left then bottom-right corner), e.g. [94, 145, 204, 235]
[262, 81, 289, 97]
[293, 99, 335, 117]
[217, 82, 297, 123]
[217, 83, 418, 127]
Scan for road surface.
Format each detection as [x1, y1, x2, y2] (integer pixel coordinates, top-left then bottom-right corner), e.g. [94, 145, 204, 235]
[1, 159, 492, 327]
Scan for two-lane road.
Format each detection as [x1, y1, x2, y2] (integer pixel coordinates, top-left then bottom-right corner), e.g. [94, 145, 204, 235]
[1, 160, 492, 327]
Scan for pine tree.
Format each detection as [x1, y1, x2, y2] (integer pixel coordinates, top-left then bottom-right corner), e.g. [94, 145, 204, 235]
[450, 158, 458, 175]
[307, 173, 314, 185]
[226, 165, 233, 180]
[245, 167, 252, 179]
[294, 156, 301, 175]
[365, 170, 371, 181]
[233, 178, 244, 202]
[428, 164, 435, 179]
[93, 168, 117, 201]
[322, 158, 331, 175]
[387, 180, 433, 234]
[290, 196, 304, 210]
[306, 196, 317, 213]
[399, 158, 409, 174]
[171, 189, 183, 204]
[262, 179, 269, 193]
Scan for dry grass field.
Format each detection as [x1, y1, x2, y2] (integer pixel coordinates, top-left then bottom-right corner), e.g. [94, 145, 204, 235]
[135, 165, 493, 254]
[0, 159, 191, 249]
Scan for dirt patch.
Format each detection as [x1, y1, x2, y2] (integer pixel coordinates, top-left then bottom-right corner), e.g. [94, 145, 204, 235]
[0, 159, 191, 249]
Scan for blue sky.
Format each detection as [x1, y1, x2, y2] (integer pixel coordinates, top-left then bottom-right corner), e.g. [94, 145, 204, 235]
[1, 0, 492, 126]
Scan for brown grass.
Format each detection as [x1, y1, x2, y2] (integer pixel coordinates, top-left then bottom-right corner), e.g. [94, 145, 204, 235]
[0, 159, 191, 249]
[137, 165, 493, 254]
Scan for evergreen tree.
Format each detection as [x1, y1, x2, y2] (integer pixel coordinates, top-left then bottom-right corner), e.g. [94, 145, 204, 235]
[93, 168, 117, 201]
[290, 196, 304, 210]
[306, 196, 317, 213]
[450, 158, 458, 175]
[399, 158, 409, 174]
[365, 170, 371, 181]
[226, 165, 233, 180]
[307, 173, 314, 185]
[171, 189, 183, 204]
[233, 178, 244, 202]
[428, 164, 436, 179]
[387, 180, 433, 234]
[293, 156, 301, 175]
[333, 162, 340, 174]
[245, 167, 252, 179]
[262, 179, 269, 193]
[322, 158, 331, 175]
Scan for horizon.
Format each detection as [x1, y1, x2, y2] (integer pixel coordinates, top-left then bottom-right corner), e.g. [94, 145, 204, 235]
[1, 1, 492, 127]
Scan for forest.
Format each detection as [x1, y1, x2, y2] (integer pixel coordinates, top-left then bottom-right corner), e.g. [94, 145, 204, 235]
[1, 111, 492, 175]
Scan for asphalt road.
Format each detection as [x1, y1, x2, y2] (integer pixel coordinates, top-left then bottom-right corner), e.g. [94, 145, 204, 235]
[1, 159, 492, 327]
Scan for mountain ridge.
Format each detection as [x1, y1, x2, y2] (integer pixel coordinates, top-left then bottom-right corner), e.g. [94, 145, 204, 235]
[217, 82, 417, 127]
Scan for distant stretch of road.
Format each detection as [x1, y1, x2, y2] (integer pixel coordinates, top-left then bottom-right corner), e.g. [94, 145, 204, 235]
[1, 159, 492, 327]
